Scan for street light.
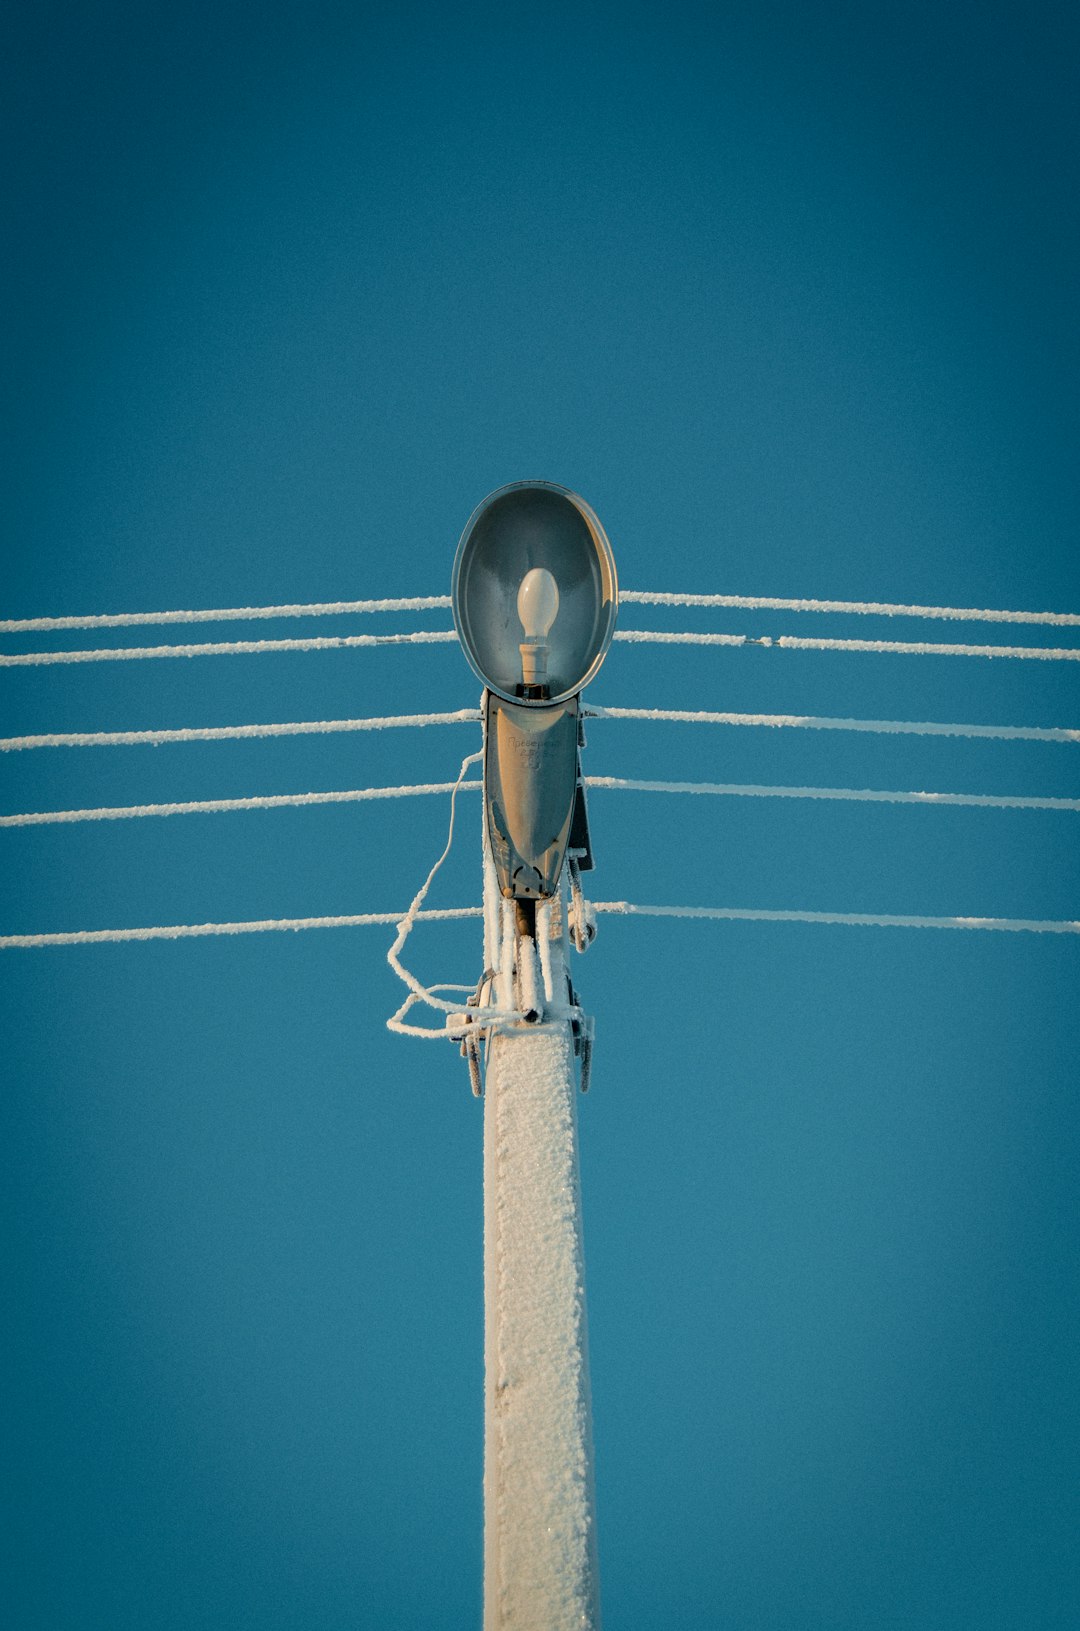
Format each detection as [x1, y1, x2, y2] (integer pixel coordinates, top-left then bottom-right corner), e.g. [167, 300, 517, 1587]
[453, 480, 615, 1629]
[452, 480, 618, 913]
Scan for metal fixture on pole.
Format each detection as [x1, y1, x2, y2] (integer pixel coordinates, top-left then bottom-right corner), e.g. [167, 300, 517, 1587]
[451, 481, 618, 1628]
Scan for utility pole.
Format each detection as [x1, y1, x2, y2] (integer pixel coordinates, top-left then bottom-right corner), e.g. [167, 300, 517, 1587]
[482, 884, 601, 1628]
[446, 480, 617, 1627]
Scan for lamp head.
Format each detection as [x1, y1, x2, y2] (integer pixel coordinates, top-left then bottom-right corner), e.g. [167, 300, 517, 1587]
[451, 481, 618, 706]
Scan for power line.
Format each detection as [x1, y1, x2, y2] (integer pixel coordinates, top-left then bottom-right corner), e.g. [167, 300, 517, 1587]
[4, 589, 1075, 634]
[3, 705, 1076, 754]
[592, 903, 1080, 934]
[0, 781, 482, 826]
[0, 709, 481, 753]
[614, 630, 1080, 660]
[4, 902, 1078, 948]
[585, 777, 1080, 813]
[620, 591, 1080, 626]
[0, 595, 453, 633]
[0, 630, 459, 667]
[6, 626, 1079, 667]
[6, 775, 1078, 829]
[588, 707, 1080, 744]
[775, 633, 1080, 661]
[0, 908, 481, 949]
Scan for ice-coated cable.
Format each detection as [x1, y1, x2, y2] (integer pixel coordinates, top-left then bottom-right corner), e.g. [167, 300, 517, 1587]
[0, 630, 458, 666]
[5, 707, 1076, 755]
[5, 903, 1079, 949]
[6, 587, 1075, 634]
[586, 707, 1080, 746]
[0, 908, 482, 949]
[536, 898, 557, 1006]
[0, 709, 481, 753]
[482, 808, 503, 979]
[592, 903, 1080, 934]
[613, 630, 1080, 660]
[385, 749, 524, 1040]
[619, 591, 1080, 626]
[582, 778, 1080, 813]
[8, 628, 1079, 667]
[384, 749, 492, 1034]
[1, 782, 484, 827]
[0, 595, 453, 633]
[7, 776, 1076, 828]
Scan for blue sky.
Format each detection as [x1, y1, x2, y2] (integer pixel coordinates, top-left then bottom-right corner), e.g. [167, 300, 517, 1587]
[4, 3, 1079, 1626]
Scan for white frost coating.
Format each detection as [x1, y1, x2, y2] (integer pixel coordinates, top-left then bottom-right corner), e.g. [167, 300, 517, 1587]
[483, 828, 503, 977]
[7, 586, 1076, 633]
[516, 933, 542, 1019]
[0, 709, 481, 753]
[613, 630, 1080, 660]
[5, 902, 1080, 949]
[619, 590, 1080, 625]
[0, 781, 483, 827]
[582, 777, 1080, 812]
[384, 751, 495, 1039]
[10, 775, 1075, 829]
[774, 633, 1080, 660]
[0, 595, 452, 633]
[586, 705, 1080, 745]
[484, 928, 600, 1630]
[0, 907, 482, 949]
[496, 901, 517, 1010]
[615, 629, 756, 648]
[384, 753, 527, 1041]
[592, 902, 1080, 934]
[8, 706, 1076, 754]
[536, 899, 557, 1005]
[0, 630, 457, 666]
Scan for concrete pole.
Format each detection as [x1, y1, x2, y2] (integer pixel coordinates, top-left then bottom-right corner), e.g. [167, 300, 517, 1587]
[482, 904, 601, 1628]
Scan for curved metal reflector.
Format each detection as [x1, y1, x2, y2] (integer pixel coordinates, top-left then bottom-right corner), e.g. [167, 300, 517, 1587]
[452, 481, 618, 705]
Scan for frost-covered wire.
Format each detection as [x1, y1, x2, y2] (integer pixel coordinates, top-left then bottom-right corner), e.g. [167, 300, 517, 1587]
[5, 705, 1076, 754]
[774, 634, 1080, 660]
[382, 727, 587, 1042]
[0, 595, 452, 634]
[5, 901, 1079, 949]
[6, 587, 1075, 634]
[7, 627, 1078, 669]
[613, 630, 1080, 661]
[1, 782, 483, 827]
[0, 709, 481, 753]
[9, 627, 1078, 668]
[376, 717, 588, 1042]
[384, 749, 520, 1040]
[0, 908, 482, 949]
[620, 591, 1080, 626]
[582, 777, 1080, 813]
[8, 773, 1077, 828]
[592, 903, 1080, 934]
[384, 749, 485, 1022]
[0, 630, 458, 666]
[586, 706, 1080, 745]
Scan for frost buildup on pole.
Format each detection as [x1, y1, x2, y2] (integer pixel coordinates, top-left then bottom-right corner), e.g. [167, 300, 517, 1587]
[451, 481, 618, 1630]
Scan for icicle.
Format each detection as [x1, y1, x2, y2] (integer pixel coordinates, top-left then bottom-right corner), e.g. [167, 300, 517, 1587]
[537, 899, 556, 1006]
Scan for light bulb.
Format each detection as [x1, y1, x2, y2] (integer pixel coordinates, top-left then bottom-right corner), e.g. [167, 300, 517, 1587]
[517, 568, 560, 639]
[517, 567, 560, 688]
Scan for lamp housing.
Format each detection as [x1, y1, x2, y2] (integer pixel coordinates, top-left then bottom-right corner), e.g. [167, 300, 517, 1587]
[451, 481, 618, 707]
